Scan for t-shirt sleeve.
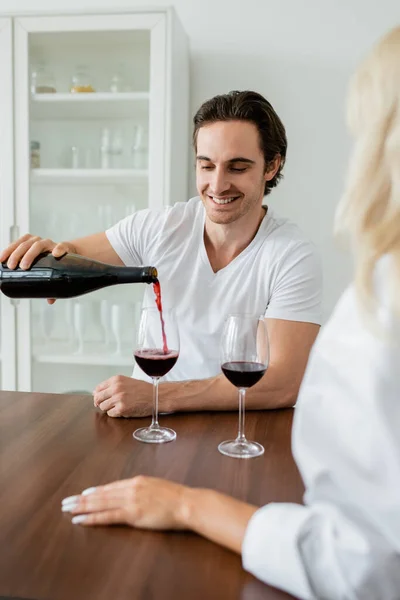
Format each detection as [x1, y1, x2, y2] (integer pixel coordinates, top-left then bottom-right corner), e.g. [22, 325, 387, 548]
[105, 208, 166, 267]
[265, 241, 323, 325]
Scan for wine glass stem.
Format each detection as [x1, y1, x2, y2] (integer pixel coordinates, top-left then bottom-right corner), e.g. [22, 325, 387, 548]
[237, 388, 247, 442]
[151, 377, 160, 429]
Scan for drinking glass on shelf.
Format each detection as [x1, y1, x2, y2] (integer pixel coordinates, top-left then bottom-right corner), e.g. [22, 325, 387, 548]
[73, 302, 87, 354]
[133, 307, 179, 444]
[65, 300, 76, 350]
[100, 299, 111, 349]
[124, 203, 136, 218]
[31, 62, 56, 94]
[111, 303, 124, 355]
[131, 125, 147, 169]
[70, 65, 95, 93]
[108, 63, 133, 93]
[110, 128, 124, 169]
[40, 303, 55, 349]
[97, 204, 115, 230]
[219, 314, 269, 458]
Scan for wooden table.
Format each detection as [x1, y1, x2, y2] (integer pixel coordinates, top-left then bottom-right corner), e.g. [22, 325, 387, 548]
[0, 391, 304, 600]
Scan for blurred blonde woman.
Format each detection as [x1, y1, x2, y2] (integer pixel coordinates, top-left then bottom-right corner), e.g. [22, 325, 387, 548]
[61, 26, 400, 599]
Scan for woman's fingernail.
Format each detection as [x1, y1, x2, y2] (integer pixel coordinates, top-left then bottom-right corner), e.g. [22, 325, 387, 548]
[72, 515, 87, 525]
[82, 487, 97, 496]
[62, 501, 78, 513]
[62, 495, 79, 505]
[61, 495, 79, 504]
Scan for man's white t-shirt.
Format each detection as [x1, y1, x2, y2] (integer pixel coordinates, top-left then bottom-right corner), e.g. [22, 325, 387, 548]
[106, 197, 322, 382]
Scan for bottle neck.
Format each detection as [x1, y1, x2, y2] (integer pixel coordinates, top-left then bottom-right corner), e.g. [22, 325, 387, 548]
[112, 266, 158, 284]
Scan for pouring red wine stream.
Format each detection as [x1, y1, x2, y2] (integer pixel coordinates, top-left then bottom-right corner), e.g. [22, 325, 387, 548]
[153, 279, 169, 354]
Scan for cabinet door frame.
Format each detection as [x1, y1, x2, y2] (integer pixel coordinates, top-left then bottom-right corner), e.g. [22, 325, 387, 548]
[0, 17, 17, 391]
[14, 12, 170, 391]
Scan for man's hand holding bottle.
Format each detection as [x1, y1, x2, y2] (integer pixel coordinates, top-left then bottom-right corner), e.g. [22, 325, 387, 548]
[0, 233, 76, 304]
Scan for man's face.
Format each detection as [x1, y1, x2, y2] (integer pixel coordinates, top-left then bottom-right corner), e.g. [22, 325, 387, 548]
[196, 120, 277, 225]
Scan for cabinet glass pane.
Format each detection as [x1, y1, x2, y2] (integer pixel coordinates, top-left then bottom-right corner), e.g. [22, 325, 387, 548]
[27, 28, 152, 393]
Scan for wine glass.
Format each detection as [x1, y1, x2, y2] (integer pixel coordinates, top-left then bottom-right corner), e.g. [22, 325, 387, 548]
[133, 307, 179, 443]
[219, 314, 269, 458]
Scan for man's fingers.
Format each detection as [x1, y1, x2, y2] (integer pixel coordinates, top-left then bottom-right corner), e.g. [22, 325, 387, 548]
[106, 404, 123, 418]
[19, 238, 57, 269]
[93, 379, 111, 394]
[6, 237, 43, 269]
[0, 234, 33, 263]
[97, 397, 116, 413]
[52, 243, 70, 258]
[93, 387, 113, 408]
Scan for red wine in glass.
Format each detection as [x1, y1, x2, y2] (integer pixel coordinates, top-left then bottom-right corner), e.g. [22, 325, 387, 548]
[134, 349, 179, 378]
[221, 361, 266, 388]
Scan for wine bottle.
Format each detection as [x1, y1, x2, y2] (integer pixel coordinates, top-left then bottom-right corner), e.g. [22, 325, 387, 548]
[0, 253, 158, 299]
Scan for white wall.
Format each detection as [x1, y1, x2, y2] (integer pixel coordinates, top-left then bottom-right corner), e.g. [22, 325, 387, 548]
[3, 0, 400, 320]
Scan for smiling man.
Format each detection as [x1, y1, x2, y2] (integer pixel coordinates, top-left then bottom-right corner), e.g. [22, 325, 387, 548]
[0, 91, 322, 417]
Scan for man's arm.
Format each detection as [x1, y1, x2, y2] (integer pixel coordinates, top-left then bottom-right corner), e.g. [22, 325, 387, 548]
[0, 231, 123, 269]
[68, 232, 124, 265]
[93, 319, 319, 416]
[160, 319, 319, 412]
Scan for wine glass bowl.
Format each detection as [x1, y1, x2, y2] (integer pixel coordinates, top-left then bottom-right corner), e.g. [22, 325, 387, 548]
[219, 314, 269, 459]
[134, 349, 179, 378]
[133, 307, 179, 443]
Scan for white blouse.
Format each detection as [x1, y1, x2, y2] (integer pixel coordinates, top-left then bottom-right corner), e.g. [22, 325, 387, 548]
[242, 262, 400, 599]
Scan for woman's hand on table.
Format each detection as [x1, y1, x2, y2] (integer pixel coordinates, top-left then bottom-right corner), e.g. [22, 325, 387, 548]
[61, 476, 189, 529]
[61, 475, 258, 555]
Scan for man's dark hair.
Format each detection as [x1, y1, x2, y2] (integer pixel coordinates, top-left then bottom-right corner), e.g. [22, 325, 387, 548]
[193, 90, 287, 196]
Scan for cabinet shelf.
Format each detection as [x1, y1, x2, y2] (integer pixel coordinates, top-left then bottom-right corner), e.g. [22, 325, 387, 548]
[31, 168, 148, 185]
[33, 343, 133, 367]
[30, 92, 150, 120]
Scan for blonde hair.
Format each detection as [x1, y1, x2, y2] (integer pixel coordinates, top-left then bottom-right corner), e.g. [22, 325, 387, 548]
[335, 25, 400, 326]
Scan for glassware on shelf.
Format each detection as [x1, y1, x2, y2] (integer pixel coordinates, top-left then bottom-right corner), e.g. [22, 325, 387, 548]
[100, 299, 111, 349]
[65, 301, 76, 350]
[111, 128, 124, 169]
[218, 314, 269, 458]
[100, 128, 112, 169]
[30, 62, 56, 94]
[100, 128, 124, 169]
[108, 63, 133, 93]
[97, 204, 115, 230]
[131, 125, 147, 169]
[30, 141, 41, 169]
[66, 145, 97, 169]
[110, 302, 137, 355]
[124, 203, 136, 218]
[70, 65, 95, 93]
[40, 303, 55, 349]
[73, 302, 87, 354]
[70, 146, 80, 169]
[111, 304, 124, 355]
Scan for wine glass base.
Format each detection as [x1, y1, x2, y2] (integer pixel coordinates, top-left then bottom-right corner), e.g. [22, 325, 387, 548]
[133, 426, 176, 444]
[218, 439, 264, 459]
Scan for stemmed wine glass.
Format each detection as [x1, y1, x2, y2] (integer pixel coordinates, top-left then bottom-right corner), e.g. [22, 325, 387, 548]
[219, 314, 269, 458]
[133, 307, 179, 443]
